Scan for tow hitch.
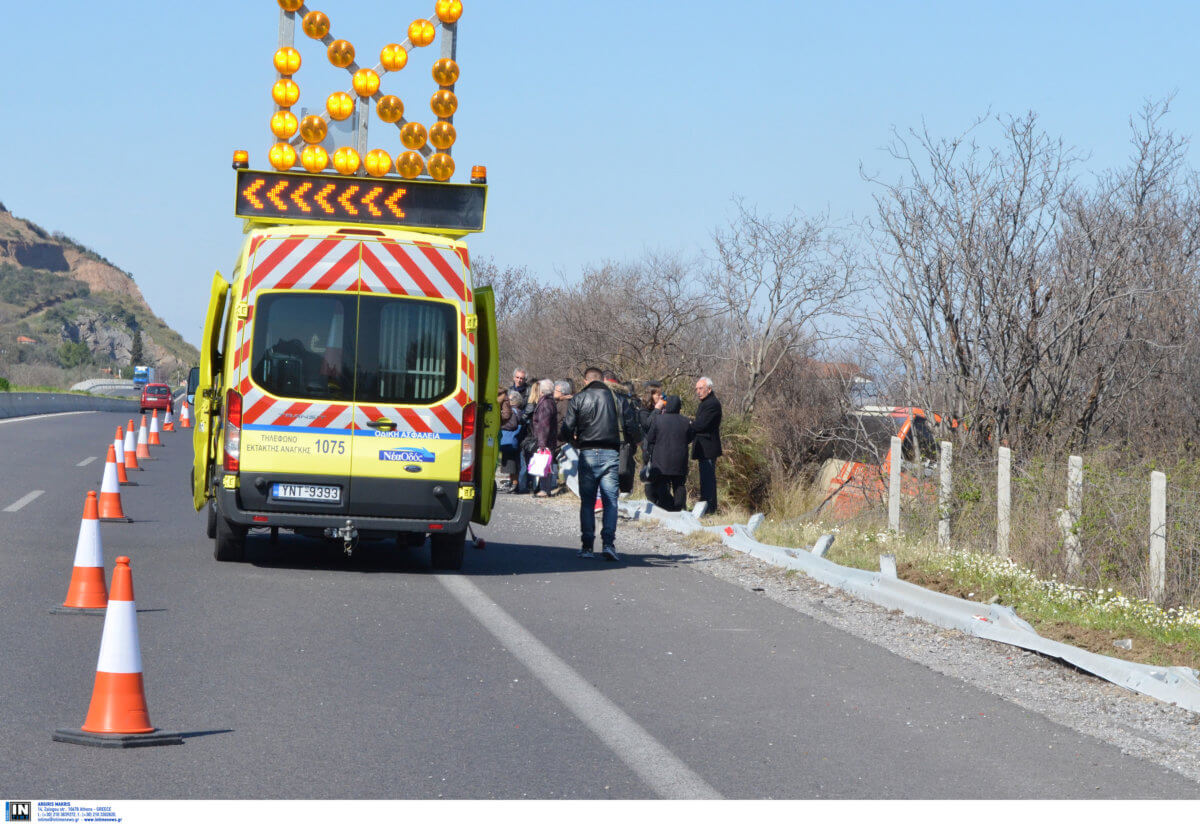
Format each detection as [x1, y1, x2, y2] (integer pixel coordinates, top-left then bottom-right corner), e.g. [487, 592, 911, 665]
[325, 519, 359, 556]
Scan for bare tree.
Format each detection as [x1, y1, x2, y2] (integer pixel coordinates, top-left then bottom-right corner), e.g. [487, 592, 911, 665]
[709, 200, 860, 416]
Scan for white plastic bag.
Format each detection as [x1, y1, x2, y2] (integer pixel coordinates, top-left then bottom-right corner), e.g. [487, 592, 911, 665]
[528, 448, 552, 477]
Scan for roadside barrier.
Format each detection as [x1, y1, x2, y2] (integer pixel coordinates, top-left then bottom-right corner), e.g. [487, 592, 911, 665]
[123, 423, 140, 472]
[52, 491, 108, 614]
[148, 411, 163, 446]
[557, 449, 1200, 715]
[53, 557, 181, 748]
[135, 416, 152, 461]
[98, 446, 130, 522]
[0, 391, 138, 420]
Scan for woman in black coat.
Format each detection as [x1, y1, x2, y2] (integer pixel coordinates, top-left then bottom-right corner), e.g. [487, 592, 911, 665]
[644, 395, 693, 511]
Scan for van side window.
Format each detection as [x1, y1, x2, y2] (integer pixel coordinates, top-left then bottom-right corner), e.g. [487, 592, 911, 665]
[251, 293, 355, 401]
[355, 296, 457, 406]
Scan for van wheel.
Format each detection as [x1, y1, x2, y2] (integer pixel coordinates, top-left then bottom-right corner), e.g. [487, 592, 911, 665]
[214, 516, 247, 562]
[430, 530, 465, 570]
[206, 501, 218, 539]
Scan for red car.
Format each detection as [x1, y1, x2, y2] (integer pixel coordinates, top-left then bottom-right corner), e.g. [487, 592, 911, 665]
[140, 382, 174, 416]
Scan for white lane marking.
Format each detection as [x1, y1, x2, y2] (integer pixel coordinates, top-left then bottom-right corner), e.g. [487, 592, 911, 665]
[437, 574, 722, 800]
[4, 490, 44, 512]
[0, 411, 97, 426]
[77, 456, 98, 467]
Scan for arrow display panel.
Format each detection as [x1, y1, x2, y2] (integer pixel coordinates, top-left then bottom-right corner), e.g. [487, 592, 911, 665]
[234, 170, 486, 232]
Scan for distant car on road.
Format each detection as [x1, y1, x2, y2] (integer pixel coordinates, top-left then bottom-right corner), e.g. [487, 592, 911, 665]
[140, 382, 174, 416]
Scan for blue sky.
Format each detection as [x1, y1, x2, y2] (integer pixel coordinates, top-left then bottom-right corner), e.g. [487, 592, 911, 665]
[0, 1, 1194, 348]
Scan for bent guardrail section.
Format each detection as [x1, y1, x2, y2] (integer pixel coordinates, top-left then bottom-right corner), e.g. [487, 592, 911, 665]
[554, 461, 1200, 714]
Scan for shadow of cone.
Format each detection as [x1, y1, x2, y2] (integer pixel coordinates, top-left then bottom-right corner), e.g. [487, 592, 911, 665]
[50, 491, 108, 614]
[149, 411, 163, 446]
[54, 556, 181, 748]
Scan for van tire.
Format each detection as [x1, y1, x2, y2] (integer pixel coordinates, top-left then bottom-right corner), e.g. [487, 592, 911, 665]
[430, 530, 465, 570]
[206, 501, 218, 539]
[214, 516, 247, 562]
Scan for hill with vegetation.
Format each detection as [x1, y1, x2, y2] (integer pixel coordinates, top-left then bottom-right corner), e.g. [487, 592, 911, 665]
[0, 201, 198, 389]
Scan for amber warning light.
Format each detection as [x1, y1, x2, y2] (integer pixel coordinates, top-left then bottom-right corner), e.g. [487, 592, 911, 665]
[234, 169, 485, 232]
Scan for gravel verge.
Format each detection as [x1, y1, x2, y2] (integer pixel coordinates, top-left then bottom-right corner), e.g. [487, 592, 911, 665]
[522, 491, 1200, 784]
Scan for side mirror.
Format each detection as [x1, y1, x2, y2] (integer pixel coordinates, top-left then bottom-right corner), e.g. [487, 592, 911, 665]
[186, 366, 200, 407]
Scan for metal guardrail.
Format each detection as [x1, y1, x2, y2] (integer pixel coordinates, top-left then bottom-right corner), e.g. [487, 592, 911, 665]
[555, 454, 1200, 715]
[0, 392, 139, 420]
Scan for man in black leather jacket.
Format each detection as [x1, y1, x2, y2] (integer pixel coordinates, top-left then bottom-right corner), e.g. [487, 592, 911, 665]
[560, 366, 641, 561]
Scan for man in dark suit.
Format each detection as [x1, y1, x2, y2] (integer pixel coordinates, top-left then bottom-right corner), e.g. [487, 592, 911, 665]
[691, 376, 723, 515]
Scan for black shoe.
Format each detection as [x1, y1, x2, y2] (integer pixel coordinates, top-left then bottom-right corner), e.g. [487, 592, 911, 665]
[601, 545, 620, 562]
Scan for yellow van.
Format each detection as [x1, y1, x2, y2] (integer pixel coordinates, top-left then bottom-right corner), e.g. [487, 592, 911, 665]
[191, 168, 498, 569]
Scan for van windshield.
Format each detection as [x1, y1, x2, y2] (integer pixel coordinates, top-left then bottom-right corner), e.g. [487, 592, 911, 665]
[250, 292, 457, 405]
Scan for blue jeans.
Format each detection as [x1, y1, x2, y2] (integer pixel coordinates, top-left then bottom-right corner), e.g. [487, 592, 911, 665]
[578, 448, 619, 549]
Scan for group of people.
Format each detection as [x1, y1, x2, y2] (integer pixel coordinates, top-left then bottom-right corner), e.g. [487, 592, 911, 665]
[498, 366, 723, 562]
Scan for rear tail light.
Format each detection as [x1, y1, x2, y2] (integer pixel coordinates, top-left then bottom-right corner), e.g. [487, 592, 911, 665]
[459, 401, 476, 482]
[224, 389, 243, 472]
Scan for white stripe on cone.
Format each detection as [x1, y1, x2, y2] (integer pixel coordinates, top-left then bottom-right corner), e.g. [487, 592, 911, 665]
[95, 600, 142, 674]
[73, 508, 103, 569]
[123, 429, 137, 460]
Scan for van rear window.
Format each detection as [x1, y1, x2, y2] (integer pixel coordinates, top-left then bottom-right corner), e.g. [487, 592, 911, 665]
[250, 293, 456, 405]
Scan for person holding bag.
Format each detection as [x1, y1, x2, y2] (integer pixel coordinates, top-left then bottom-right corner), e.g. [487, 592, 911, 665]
[530, 378, 558, 498]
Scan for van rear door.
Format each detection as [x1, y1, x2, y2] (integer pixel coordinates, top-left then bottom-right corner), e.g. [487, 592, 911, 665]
[192, 271, 229, 511]
[346, 238, 473, 521]
[232, 235, 362, 515]
[471, 285, 499, 525]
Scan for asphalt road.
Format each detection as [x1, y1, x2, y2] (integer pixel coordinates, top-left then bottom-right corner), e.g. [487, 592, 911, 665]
[1, 410, 1197, 799]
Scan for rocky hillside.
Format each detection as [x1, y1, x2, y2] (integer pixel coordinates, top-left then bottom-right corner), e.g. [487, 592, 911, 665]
[0, 202, 198, 388]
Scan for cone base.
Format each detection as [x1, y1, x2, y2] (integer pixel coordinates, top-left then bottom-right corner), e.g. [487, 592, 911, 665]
[119, 480, 139, 487]
[99, 516, 133, 523]
[49, 605, 107, 615]
[53, 728, 182, 748]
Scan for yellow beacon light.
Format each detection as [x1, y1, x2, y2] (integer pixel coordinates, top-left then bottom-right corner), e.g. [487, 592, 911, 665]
[429, 121, 456, 150]
[272, 79, 300, 107]
[352, 68, 380, 97]
[376, 95, 404, 123]
[380, 43, 408, 72]
[364, 149, 392, 178]
[470, 165, 487, 184]
[232, 150, 250, 170]
[273, 47, 301, 76]
[408, 19, 435, 47]
[332, 146, 361, 175]
[269, 142, 297, 171]
[302, 10, 330, 39]
[435, 1, 463, 25]
[430, 89, 458, 118]
[270, 110, 299, 139]
[327, 91, 354, 121]
[400, 122, 427, 150]
[396, 151, 425, 179]
[301, 144, 329, 173]
[428, 153, 454, 182]
[278, 0, 303, 11]
[431, 58, 459, 87]
[327, 39, 355, 69]
[299, 115, 328, 144]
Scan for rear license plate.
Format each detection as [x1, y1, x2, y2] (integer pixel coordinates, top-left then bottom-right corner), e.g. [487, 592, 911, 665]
[271, 483, 342, 503]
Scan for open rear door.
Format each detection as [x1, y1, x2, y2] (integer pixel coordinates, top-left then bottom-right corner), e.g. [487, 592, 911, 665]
[193, 271, 229, 510]
[471, 285, 499, 525]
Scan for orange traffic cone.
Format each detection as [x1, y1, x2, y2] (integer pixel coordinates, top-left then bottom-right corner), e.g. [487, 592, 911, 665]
[113, 428, 135, 487]
[51, 491, 108, 614]
[595, 493, 604, 513]
[53, 556, 181, 748]
[180, 401, 192, 429]
[148, 411, 163, 446]
[136, 416, 152, 461]
[162, 408, 174, 432]
[123, 424, 140, 472]
[98, 446, 131, 522]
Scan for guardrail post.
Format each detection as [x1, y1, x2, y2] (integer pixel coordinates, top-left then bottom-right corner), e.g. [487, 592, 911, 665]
[1060, 455, 1084, 577]
[1150, 470, 1166, 604]
[997, 447, 1011, 558]
[888, 436, 901, 533]
[938, 441, 952, 548]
